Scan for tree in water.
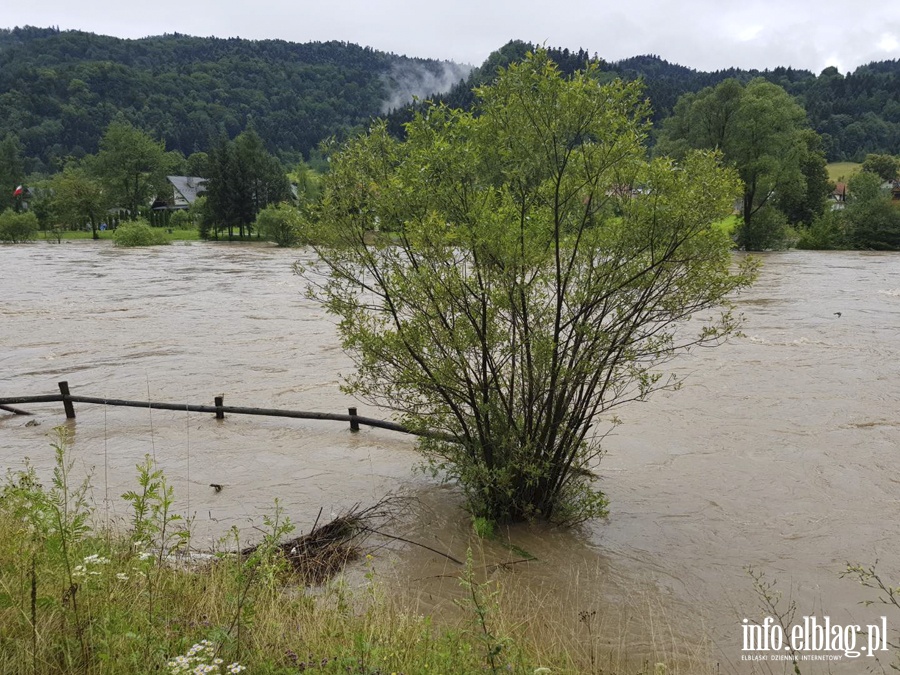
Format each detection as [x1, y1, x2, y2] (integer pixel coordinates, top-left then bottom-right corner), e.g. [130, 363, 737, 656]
[305, 51, 756, 524]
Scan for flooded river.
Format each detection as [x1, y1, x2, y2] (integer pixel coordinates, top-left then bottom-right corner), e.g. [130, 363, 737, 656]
[2, 241, 899, 673]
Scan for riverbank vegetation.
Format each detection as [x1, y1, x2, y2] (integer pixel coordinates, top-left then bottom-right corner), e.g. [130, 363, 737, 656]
[0, 209, 37, 242]
[112, 219, 171, 247]
[0, 428, 709, 674]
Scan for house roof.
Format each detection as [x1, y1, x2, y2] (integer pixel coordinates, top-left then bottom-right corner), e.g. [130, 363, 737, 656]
[167, 176, 208, 205]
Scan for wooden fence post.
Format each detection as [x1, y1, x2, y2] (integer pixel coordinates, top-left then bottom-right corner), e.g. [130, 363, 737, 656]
[58, 381, 75, 419]
[214, 395, 224, 419]
[348, 407, 360, 432]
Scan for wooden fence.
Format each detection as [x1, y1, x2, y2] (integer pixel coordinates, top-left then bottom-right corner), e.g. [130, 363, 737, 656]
[0, 380, 450, 441]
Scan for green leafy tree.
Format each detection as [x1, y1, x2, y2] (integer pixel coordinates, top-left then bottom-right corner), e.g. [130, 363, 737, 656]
[861, 153, 900, 182]
[845, 171, 900, 249]
[306, 51, 755, 523]
[288, 159, 322, 206]
[796, 209, 851, 250]
[93, 121, 166, 219]
[0, 134, 25, 212]
[189, 194, 211, 239]
[186, 151, 210, 178]
[49, 164, 109, 239]
[255, 202, 307, 246]
[657, 78, 821, 249]
[774, 129, 833, 228]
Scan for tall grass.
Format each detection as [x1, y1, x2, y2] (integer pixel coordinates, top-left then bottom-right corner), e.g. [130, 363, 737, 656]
[0, 429, 714, 674]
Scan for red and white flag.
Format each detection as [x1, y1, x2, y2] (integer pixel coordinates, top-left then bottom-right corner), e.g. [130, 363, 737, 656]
[13, 185, 23, 196]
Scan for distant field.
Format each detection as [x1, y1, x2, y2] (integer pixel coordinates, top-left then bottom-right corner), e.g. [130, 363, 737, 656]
[827, 162, 861, 184]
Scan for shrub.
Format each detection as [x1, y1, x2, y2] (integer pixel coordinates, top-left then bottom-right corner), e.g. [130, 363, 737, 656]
[0, 209, 38, 242]
[255, 202, 308, 246]
[168, 209, 192, 230]
[113, 218, 171, 247]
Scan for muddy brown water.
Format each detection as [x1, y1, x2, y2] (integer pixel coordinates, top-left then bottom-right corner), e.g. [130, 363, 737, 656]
[2, 241, 899, 672]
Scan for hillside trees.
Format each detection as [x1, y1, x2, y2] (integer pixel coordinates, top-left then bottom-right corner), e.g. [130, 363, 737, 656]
[0, 28, 460, 170]
[306, 51, 755, 524]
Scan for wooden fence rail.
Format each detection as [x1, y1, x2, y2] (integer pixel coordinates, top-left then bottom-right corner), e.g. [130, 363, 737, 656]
[0, 381, 452, 441]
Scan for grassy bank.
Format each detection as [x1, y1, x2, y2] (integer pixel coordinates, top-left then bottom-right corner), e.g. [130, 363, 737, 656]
[0, 428, 707, 675]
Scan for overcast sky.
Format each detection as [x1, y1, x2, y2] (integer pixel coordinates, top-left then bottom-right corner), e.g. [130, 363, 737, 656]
[13, 0, 900, 74]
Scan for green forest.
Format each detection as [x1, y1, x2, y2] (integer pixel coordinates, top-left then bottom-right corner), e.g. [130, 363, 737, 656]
[0, 26, 469, 173]
[3, 28, 900, 175]
[388, 40, 900, 162]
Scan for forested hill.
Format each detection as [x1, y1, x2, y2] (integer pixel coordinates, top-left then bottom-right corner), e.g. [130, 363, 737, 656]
[0, 26, 470, 173]
[3, 29, 900, 173]
[387, 40, 900, 162]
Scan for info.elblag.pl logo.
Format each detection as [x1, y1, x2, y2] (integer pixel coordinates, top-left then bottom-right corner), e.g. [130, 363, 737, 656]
[741, 616, 889, 662]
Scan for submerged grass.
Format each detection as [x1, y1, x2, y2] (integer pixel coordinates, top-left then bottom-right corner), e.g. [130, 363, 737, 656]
[0, 428, 715, 674]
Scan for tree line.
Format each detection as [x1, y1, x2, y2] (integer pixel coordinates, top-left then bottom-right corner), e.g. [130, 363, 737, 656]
[1, 120, 297, 242]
